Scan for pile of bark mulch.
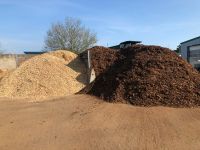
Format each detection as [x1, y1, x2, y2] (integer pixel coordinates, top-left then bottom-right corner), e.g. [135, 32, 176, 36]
[83, 45, 200, 107]
[88, 46, 119, 77]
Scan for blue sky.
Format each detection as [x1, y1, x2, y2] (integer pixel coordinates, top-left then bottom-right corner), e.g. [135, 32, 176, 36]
[0, 0, 200, 53]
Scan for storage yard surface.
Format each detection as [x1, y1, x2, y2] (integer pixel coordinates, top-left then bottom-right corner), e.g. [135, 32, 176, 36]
[0, 47, 200, 149]
[0, 95, 200, 150]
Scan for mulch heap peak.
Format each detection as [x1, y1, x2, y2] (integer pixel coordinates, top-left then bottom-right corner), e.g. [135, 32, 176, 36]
[88, 46, 119, 77]
[84, 45, 200, 107]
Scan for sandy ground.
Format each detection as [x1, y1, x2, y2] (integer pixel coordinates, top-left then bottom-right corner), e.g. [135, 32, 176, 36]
[0, 95, 200, 150]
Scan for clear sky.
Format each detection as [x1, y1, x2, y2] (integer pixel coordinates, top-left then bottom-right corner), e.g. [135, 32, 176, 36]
[0, 0, 200, 53]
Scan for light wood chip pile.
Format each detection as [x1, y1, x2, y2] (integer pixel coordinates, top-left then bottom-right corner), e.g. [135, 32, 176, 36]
[0, 50, 87, 100]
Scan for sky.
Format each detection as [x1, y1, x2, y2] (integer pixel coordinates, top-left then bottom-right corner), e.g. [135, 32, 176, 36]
[0, 0, 200, 53]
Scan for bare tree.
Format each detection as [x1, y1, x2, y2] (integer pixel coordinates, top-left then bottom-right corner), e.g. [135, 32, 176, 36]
[44, 17, 97, 53]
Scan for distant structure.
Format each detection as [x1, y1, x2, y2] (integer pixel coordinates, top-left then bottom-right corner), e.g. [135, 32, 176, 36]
[109, 41, 141, 49]
[180, 36, 200, 70]
[24, 51, 46, 54]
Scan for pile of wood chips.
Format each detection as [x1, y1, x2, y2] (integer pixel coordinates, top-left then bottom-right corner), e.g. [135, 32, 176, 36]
[0, 69, 10, 81]
[0, 50, 87, 100]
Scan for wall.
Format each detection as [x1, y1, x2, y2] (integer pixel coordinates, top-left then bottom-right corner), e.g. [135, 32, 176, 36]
[80, 50, 97, 83]
[181, 38, 200, 60]
[0, 54, 17, 70]
[16, 54, 36, 66]
[0, 54, 36, 70]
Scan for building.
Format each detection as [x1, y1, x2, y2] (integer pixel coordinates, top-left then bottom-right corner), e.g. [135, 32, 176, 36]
[180, 36, 200, 70]
[24, 51, 46, 54]
[109, 41, 141, 49]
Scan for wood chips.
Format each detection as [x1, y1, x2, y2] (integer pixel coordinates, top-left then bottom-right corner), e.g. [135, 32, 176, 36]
[0, 50, 87, 100]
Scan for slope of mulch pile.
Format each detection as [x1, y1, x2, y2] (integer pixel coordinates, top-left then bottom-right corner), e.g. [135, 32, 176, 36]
[84, 45, 200, 107]
[88, 46, 119, 77]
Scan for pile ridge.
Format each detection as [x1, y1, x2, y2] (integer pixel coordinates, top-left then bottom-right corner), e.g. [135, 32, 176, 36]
[47, 50, 77, 64]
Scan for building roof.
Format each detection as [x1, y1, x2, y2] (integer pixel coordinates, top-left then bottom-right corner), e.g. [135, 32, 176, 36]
[181, 36, 200, 44]
[109, 40, 141, 49]
[24, 51, 46, 54]
[120, 41, 141, 45]
[109, 45, 120, 49]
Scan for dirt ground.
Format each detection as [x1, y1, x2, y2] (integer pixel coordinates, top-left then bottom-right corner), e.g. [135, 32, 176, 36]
[0, 95, 200, 150]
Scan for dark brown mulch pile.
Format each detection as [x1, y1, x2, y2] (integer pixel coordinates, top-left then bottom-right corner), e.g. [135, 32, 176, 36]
[84, 45, 200, 107]
[89, 46, 119, 77]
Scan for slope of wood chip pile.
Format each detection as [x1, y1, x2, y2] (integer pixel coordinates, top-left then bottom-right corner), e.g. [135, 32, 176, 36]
[0, 69, 10, 81]
[0, 69, 4, 80]
[0, 50, 87, 100]
[83, 45, 200, 107]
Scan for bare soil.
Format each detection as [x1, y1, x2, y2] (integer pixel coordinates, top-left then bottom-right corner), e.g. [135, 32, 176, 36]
[0, 95, 200, 150]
